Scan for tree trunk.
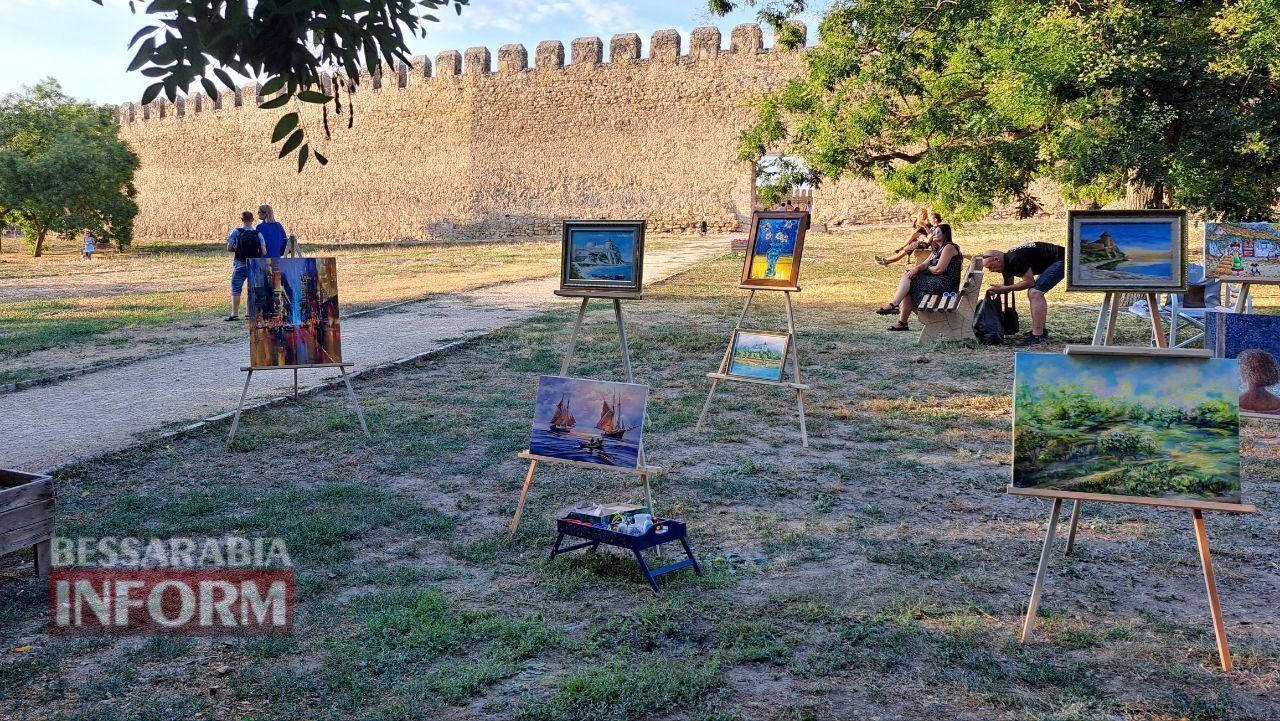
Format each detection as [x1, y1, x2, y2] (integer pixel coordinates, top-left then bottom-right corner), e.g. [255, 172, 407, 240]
[32, 228, 46, 257]
[1111, 181, 1170, 210]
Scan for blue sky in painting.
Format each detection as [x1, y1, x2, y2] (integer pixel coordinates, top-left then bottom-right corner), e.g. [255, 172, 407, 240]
[533, 375, 647, 439]
[570, 229, 634, 259]
[1016, 353, 1238, 410]
[734, 331, 787, 356]
[1079, 221, 1174, 254]
[755, 218, 799, 255]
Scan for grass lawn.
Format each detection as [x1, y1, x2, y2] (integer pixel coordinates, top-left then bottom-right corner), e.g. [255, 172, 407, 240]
[1, 222, 1277, 720]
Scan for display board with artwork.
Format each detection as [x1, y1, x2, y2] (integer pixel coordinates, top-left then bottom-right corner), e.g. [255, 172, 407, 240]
[530, 375, 649, 470]
[1067, 210, 1187, 292]
[727, 330, 790, 382]
[1206, 311, 1280, 418]
[741, 212, 807, 289]
[1012, 351, 1243, 509]
[560, 220, 645, 295]
[247, 257, 342, 367]
[1204, 221, 1280, 282]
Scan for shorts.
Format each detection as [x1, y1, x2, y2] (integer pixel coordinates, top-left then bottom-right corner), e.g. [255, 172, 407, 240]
[1033, 260, 1064, 293]
[230, 261, 249, 296]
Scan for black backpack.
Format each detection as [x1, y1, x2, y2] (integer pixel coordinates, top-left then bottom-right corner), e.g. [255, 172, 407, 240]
[233, 227, 263, 261]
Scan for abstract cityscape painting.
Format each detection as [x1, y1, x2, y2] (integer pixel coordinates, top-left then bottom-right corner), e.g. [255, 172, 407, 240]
[1204, 221, 1280, 282]
[560, 220, 645, 294]
[1012, 352, 1242, 507]
[728, 330, 789, 382]
[742, 211, 807, 288]
[530, 375, 648, 470]
[247, 258, 342, 367]
[1067, 210, 1187, 292]
[1206, 311, 1280, 417]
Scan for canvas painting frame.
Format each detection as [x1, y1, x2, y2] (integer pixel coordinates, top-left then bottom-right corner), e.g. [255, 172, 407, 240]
[727, 329, 791, 383]
[1009, 348, 1251, 513]
[1066, 209, 1188, 293]
[246, 257, 342, 368]
[559, 220, 646, 296]
[1203, 221, 1280, 284]
[740, 211, 808, 290]
[529, 375, 649, 471]
[1206, 311, 1280, 421]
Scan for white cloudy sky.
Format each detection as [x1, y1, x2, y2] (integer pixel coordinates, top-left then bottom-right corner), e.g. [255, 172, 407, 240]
[0, 0, 825, 104]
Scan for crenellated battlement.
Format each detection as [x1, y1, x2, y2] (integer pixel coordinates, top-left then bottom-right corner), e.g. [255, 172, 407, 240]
[115, 23, 806, 125]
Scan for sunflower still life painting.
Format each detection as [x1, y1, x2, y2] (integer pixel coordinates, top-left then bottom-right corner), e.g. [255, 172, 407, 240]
[1012, 352, 1243, 507]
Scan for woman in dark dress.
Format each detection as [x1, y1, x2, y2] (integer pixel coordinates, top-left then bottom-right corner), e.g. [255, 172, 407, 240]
[885, 224, 962, 331]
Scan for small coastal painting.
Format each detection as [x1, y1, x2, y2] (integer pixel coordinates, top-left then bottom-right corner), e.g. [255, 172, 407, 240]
[247, 258, 342, 367]
[1206, 312, 1280, 417]
[1204, 221, 1280, 283]
[742, 212, 807, 288]
[530, 375, 648, 470]
[560, 220, 645, 294]
[1013, 352, 1242, 506]
[1067, 210, 1187, 292]
[728, 330, 789, 382]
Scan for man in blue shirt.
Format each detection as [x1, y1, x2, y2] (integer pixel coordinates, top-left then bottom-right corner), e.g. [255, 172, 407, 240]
[226, 211, 266, 321]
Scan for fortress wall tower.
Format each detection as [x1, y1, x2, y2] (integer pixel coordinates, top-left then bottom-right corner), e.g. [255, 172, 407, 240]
[115, 25, 1061, 244]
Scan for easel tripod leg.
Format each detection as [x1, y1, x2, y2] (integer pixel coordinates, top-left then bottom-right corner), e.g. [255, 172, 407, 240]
[796, 388, 809, 448]
[1192, 509, 1233, 672]
[1064, 500, 1082, 555]
[293, 368, 298, 398]
[1146, 293, 1167, 348]
[229, 370, 253, 441]
[696, 380, 720, 430]
[340, 368, 371, 438]
[509, 460, 537, 536]
[614, 298, 633, 383]
[561, 298, 589, 376]
[1021, 498, 1063, 643]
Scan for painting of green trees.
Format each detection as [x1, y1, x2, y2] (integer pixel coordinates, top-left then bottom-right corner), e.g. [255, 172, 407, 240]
[1013, 353, 1242, 505]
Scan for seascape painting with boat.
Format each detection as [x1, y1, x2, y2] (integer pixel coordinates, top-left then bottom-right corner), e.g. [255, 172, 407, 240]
[530, 375, 648, 469]
[1013, 353, 1242, 505]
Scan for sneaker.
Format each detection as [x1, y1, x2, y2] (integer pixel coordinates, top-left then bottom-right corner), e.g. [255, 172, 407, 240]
[225, 315, 240, 321]
[1019, 333, 1050, 346]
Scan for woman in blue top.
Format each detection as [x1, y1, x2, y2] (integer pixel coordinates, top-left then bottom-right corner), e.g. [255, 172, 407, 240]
[256, 204, 288, 258]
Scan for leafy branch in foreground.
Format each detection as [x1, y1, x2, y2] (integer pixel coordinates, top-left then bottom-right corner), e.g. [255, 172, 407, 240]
[91, 0, 470, 171]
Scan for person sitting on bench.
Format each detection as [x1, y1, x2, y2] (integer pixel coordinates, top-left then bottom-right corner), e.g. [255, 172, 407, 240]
[979, 242, 1066, 345]
[880, 225, 962, 331]
[876, 208, 935, 266]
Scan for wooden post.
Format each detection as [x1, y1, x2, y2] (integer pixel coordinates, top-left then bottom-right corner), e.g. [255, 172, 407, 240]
[1064, 500, 1082, 555]
[697, 291, 755, 430]
[783, 290, 808, 448]
[293, 369, 299, 398]
[1192, 509, 1233, 672]
[34, 540, 51, 580]
[228, 369, 254, 441]
[560, 297, 589, 375]
[1146, 293, 1168, 348]
[508, 459, 538, 535]
[339, 367, 371, 438]
[1021, 498, 1063, 642]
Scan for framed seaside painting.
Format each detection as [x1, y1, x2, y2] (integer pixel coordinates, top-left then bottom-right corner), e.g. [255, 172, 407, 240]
[1204, 221, 1280, 283]
[530, 375, 649, 470]
[1066, 210, 1188, 292]
[1010, 352, 1246, 510]
[560, 220, 645, 295]
[728, 330, 790, 382]
[1206, 312, 1280, 418]
[247, 258, 342, 367]
[741, 211, 808, 289]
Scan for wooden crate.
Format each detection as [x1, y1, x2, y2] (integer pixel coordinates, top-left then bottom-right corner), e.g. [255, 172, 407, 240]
[0, 469, 55, 578]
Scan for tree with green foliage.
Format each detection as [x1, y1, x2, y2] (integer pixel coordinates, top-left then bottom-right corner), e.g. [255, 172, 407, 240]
[0, 79, 139, 257]
[711, 0, 1280, 220]
[95, 0, 469, 171]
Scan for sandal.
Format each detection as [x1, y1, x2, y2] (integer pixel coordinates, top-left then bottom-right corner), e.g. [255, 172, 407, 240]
[887, 321, 911, 331]
[225, 315, 240, 321]
[875, 304, 899, 315]
[874, 255, 889, 266]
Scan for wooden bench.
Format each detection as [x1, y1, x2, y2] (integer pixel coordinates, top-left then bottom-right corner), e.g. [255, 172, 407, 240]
[916, 256, 985, 343]
[86, 247, 116, 260]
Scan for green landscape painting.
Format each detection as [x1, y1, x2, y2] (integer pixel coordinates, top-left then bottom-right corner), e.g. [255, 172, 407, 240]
[1013, 353, 1242, 505]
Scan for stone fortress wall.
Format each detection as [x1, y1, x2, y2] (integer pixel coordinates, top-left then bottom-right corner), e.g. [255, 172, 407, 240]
[116, 24, 1065, 244]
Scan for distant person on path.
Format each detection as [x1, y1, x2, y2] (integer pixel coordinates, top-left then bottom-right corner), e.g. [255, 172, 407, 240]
[876, 208, 933, 266]
[81, 231, 95, 259]
[980, 241, 1066, 345]
[226, 210, 265, 321]
[256, 204, 288, 258]
[879, 224, 962, 331]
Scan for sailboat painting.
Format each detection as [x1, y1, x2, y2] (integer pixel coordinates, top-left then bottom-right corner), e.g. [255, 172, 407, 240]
[530, 375, 649, 469]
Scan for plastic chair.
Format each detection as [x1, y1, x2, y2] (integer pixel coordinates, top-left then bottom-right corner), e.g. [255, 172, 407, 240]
[1165, 266, 1251, 347]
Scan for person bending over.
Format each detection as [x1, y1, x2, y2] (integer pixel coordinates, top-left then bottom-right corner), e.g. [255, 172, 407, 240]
[980, 241, 1066, 345]
[876, 208, 934, 266]
[881, 224, 962, 331]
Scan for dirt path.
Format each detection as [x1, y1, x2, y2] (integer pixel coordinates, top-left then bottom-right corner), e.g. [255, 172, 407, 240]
[0, 237, 726, 472]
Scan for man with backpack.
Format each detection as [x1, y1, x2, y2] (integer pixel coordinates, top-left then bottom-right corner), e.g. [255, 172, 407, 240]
[226, 210, 266, 321]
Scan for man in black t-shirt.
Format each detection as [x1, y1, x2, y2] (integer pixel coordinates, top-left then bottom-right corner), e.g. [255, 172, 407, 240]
[980, 242, 1066, 344]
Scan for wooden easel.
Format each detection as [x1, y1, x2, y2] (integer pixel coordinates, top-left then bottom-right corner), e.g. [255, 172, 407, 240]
[1090, 291, 1169, 348]
[697, 286, 809, 447]
[508, 290, 658, 535]
[228, 362, 370, 441]
[1013, 345, 1256, 672]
